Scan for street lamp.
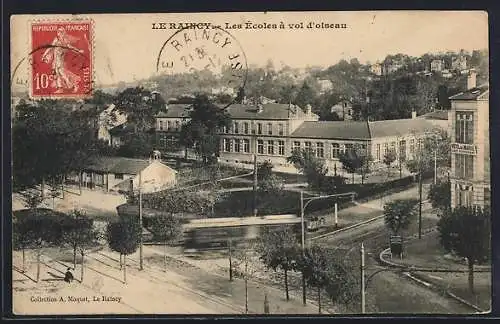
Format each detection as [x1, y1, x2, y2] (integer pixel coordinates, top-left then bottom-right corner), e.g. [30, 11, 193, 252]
[360, 242, 405, 314]
[299, 190, 357, 305]
[137, 172, 156, 271]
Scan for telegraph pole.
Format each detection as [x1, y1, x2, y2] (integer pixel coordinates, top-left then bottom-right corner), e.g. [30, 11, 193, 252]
[418, 171, 422, 239]
[300, 191, 306, 306]
[361, 242, 366, 314]
[253, 132, 258, 217]
[139, 172, 144, 270]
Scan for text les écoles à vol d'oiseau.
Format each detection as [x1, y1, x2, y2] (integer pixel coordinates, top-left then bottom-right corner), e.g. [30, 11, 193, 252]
[152, 22, 348, 30]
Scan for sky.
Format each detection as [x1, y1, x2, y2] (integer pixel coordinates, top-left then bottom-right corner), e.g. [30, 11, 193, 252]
[11, 11, 488, 88]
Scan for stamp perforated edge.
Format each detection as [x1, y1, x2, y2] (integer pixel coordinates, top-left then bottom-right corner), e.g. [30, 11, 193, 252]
[27, 17, 96, 100]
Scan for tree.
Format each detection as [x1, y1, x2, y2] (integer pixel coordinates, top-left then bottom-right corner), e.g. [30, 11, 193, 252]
[383, 199, 419, 236]
[13, 216, 38, 273]
[106, 219, 141, 284]
[180, 94, 231, 164]
[428, 180, 451, 212]
[235, 87, 245, 104]
[383, 150, 397, 179]
[287, 148, 329, 192]
[13, 208, 65, 282]
[148, 213, 183, 271]
[60, 210, 100, 281]
[257, 161, 285, 194]
[232, 245, 260, 314]
[295, 81, 317, 109]
[113, 87, 165, 133]
[257, 226, 300, 301]
[297, 245, 330, 313]
[437, 206, 490, 294]
[13, 100, 102, 192]
[338, 144, 371, 184]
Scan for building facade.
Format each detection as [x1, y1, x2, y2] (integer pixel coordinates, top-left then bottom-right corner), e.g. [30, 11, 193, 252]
[449, 74, 490, 208]
[430, 59, 444, 72]
[155, 102, 441, 175]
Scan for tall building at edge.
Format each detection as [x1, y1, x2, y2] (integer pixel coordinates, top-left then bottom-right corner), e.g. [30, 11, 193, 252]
[449, 70, 490, 209]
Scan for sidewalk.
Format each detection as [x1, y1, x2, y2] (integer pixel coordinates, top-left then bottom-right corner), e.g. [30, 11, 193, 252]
[378, 230, 491, 312]
[12, 247, 322, 315]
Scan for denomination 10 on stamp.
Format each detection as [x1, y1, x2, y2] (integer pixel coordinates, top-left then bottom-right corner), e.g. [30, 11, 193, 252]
[30, 20, 93, 99]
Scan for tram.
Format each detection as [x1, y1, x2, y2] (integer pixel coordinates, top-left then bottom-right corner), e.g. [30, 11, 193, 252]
[182, 214, 302, 252]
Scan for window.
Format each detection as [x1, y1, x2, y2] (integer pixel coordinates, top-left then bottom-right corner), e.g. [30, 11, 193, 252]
[316, 142, 324, 158]
[243, 139, 250, 153]
[293, 141, 301, 153]
[305, 141, 312, 153]
[278, 141, 285, 155]
[115, 173, 124, 180]
[257, 123, 262, 135]
[268, 123, 273, 135]
[159, 133, 167, 148]
[225, 125, 230, 134]
[257, 140, 264, 154]
[234, 139, 241, 152]
[383, 143, 388, 155]
[267, 140, 274, 155]
[234, 122, 239, 134]
[244, 122, 249, 134]
[376, 144, 381, 160]
[484, 187, 491, 207]
[345, 143, 353, 153]
[279, 123, 284, 136]
[332, 143, 340, 158]
[456, 112, 474, 144]
[456, 184, 473, 207]
[175, 121, 180, 131]
[224, 138, 232, 152]
[399, 140, 407, 161]
[158, 120, 164, 130]
[455, 154, 474, 179]
[390, 141, 396, 154]
[167, 121, 172, 130]
[409, 139, 415, 156]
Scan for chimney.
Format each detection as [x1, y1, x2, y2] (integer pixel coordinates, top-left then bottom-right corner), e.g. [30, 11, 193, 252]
[467, 69, 477, 90]
[411, 110, 417, 119]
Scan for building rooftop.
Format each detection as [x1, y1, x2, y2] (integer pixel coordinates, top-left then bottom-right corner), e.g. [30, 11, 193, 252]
[418, 110, 449, 120]
[368, 118, 436, 138]
[84, 156, 170, 175]
[290, 121, 371, 140]
[109, 123, 135, 136]
[449, 84, 489, 100]
[156, 102, 313, 120]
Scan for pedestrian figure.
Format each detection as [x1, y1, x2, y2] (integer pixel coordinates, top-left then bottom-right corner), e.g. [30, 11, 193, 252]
[64, 268, 74, 283]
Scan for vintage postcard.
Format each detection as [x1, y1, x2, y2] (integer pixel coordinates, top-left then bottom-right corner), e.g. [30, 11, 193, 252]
[10, 11, 490, 315]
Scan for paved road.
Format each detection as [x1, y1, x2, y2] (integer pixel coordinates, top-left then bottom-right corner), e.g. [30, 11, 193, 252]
[313, 210, 474, 314]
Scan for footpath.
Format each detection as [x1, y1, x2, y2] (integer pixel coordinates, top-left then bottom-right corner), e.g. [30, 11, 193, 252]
[378, 230, 491, 313]
[12, 247, 321, 315]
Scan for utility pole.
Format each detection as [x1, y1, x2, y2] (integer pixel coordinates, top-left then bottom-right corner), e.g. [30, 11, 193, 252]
[253, 129, 258, 217]
[434, 147, 437, 185]
[139, 172, 144, 270]
[361, 242, 366, 314]
[300, 190, 306, 306]
[418, 171, 422, 239]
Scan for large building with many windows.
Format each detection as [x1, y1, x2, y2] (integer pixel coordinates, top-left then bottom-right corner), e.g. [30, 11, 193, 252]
[449, 72, 490, 208]
[155, 102, 442, 174]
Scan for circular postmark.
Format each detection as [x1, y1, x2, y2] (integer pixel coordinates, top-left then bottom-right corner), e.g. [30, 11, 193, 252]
[156, 25, 248, 106]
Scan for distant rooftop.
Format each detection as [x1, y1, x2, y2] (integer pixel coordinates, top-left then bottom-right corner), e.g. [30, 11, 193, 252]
[449, 84, 489, 101]
[84, 156, 172, 175]
[290, 121, 371, 140]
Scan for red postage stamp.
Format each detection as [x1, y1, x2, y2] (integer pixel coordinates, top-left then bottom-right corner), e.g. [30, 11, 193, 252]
[30, 20, 93, 98]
